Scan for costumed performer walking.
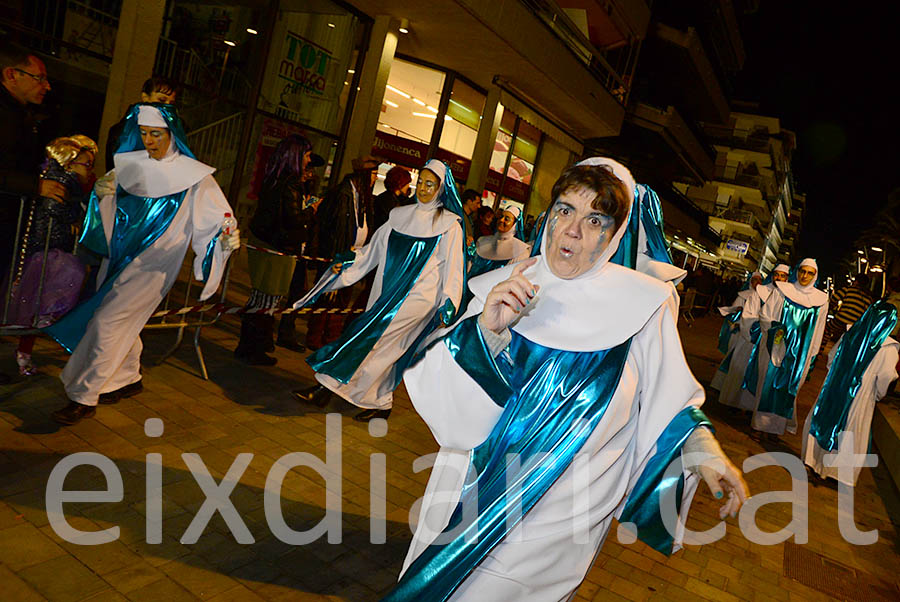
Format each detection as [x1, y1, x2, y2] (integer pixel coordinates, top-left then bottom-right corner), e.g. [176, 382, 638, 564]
[710, 271, 763, 409]
[293, 159, 466, 422]
[747, 259, 828, 438]
[388, 158, 748, 601]
[47, 104, 240, 425]
[802, 300, 899, 486]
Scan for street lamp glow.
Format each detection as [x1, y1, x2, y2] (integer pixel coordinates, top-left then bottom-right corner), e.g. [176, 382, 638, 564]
[872, 246, 883, 252]
[224, 40, 236, 47]
[246, 28, 258, 35]
[858, 250, 865, 255]
[327, 23, 335, 28]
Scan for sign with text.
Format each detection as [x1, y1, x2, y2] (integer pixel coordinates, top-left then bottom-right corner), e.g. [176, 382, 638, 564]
[725, 239, 750, 255]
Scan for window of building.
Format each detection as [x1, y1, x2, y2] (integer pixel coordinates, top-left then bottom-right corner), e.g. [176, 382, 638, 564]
[377, 59, 446, 144]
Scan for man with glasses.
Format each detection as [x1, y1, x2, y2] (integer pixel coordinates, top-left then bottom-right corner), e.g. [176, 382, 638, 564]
[0, 41, 59, 384]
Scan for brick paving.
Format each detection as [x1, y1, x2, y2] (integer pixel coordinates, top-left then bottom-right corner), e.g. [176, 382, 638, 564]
[1, 260, 899, 601]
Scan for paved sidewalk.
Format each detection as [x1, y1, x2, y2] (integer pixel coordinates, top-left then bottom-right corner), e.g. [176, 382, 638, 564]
[1, 267, 899, 601]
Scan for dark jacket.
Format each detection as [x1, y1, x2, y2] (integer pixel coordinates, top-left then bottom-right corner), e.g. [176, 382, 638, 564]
[0, 85, 47, 198]
[23, 161, 85, 258]
[372, 189, 410, 232]
[312, 175, 374, 260]
[249, 176, 313, 254]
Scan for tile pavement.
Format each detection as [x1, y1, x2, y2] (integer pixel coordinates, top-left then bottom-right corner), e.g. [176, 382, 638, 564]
[1, 262, 899, 601]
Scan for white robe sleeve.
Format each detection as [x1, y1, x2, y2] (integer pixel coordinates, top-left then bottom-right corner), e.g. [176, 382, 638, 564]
[627, 295, 707, 550]
[739, 292, 761, 342]
[437, 222, 465, 318]
[331, 221, 391, 289]
[189, 175, 236, 301]
[873, 342, 899, 400]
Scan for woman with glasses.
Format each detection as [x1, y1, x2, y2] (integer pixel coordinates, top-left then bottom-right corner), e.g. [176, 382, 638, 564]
[293, 159, 466, 421]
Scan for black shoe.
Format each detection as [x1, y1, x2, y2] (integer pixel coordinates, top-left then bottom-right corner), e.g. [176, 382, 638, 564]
[235, 351, 278, 366]
[52, 401, 97, 425]
[293, 384, 331, 408]
[276, 338, 306, 353]
[353, 408, 391, 422]
[99, 380, 144, 405]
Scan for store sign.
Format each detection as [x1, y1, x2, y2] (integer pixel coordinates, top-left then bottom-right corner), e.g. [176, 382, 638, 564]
[279, 31, 332, 96]
[372, 132, 472, 183]
[725, 239, 750, 255]
[485, 169, 529, 202]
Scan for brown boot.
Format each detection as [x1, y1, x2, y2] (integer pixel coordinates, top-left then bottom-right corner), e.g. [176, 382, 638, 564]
[52, 401, 96, 425]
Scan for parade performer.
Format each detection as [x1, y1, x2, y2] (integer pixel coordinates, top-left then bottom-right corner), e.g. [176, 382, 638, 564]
[755, 263, 790, 303]
[710, 271, 763, 409]
[802, 301, 898, 486]
[293, 159, 466, 422]
[748, 258, 828, 437]
[388, 158, 747, 601]
[47, 104, 240, 425]
[470, 203, 530, 276]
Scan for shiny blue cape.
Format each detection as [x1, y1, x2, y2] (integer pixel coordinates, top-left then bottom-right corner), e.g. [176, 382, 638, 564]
[384, 317, 708, 601]
[307, 230, 440, 384]
[43, 104, 196, 353]
[809, 301, 897, 451]
[740, 322, 764, 394]
[756, 298, 821, 419]
[718, 309, 742, 356]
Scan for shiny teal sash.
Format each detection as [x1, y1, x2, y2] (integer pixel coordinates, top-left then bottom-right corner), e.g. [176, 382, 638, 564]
[809, 301, 896, 451]
[619, 406, 711, 553]
[741, 321, 763, 394]
[44, 189, 187, 352]
[718, 310, 742, 355]
[756, 299, 820, 419]
[307, 230, 439, 384]
[385, 318, 631, 601]
[610, 184, 675, 269]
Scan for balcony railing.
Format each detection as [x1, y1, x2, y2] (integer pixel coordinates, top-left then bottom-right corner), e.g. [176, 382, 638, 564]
[703, 123, 771, 153]
[519, 0, 637, 105]
[712, 207, 766, 234]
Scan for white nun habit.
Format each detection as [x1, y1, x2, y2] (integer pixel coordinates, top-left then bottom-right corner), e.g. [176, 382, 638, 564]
[750, 258, 829, 434]
[61, 106, 234, 406]
[400, 158, 711, 601]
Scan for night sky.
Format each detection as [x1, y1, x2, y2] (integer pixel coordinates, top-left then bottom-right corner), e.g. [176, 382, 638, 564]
[734, 1, 900, 276]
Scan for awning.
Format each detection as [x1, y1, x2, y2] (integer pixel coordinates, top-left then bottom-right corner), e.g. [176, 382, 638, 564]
[497, 86, 584, 156]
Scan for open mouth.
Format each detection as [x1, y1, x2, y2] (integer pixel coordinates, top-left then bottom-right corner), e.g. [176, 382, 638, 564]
[559, 246, 574, 258]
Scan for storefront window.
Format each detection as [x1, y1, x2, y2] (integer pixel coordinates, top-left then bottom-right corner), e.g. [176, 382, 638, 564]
[376, 59, 446, 144]
[439, 79, 485, 159]
[257, 1, 364, 136]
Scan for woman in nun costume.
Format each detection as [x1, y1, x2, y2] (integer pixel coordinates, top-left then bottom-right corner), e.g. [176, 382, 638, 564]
[48, 104, 240, 425]
[710, 271, 762, 406]
[471, 203, 531, 275]
[802, 300, 898, 486]
[293, 159, 466, 421]
[747, 258, 829, 438]
[385, 158, 748, 601]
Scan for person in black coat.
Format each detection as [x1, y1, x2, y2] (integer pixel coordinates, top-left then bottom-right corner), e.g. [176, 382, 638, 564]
[304, 155, 378, 349]
[372, 165, 412, 231]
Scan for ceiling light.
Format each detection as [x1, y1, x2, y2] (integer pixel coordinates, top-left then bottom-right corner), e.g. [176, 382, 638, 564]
[860, 258, 868, 263]
[412, 112, 436, 119]
[426, 105, 438, 113]
[412, 98, 426, 107]
[246, 28, 258, 35]
[872, 246, 883, 252]
[347, 69, 355, 74]
[224, 40, 236, 47]
[386, 84, 410, 99]
[858, 250, 865, 255]
[399, 18, 409, 34]
[327, 23, 335, 28]
[384, 99, 399, 108]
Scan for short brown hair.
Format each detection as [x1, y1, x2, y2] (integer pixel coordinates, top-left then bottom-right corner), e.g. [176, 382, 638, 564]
[550, 164, 630, 231]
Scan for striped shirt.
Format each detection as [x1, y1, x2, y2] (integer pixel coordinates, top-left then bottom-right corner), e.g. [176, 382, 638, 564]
[833, 285, 873, 325]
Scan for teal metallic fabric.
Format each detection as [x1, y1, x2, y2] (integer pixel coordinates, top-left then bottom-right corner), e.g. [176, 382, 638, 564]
[619, 406, 711, 554]
[307, 230, 440, 384]
[636, 184, 675, 265]
[718, 310, 742, 355]
[756, 299, 821, 419]
[44, 190, 187, 352]
[384, 324, 631, 601]
[809, 301, 897, 451]
[741, 321, 763, 395]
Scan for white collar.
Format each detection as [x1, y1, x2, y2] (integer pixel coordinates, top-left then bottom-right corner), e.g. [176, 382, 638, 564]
[775, 280, 828, 307]
[465, 257, 671, 351]
[114, 149, 214, 197]
[475, 231, 530, 261]
[387, 201, 459, 238]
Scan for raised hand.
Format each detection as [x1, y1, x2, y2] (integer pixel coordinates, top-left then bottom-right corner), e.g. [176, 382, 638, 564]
[480, 257, 539, 333]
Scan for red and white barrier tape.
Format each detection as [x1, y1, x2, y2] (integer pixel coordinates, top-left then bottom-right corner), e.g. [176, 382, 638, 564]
[243, 243, 332, 264]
